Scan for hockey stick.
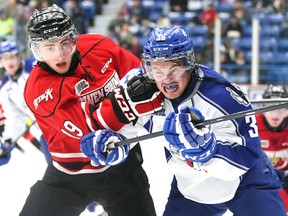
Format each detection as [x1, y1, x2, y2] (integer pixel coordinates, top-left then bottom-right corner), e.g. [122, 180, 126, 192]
[250, 98, 288, 104]
[14, 121, 40, 153]
[110, 102, 288, 148]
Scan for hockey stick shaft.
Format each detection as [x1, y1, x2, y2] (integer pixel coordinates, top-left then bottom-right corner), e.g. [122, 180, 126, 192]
[112, 102, 288, 147]
[250, 98, 288, 104]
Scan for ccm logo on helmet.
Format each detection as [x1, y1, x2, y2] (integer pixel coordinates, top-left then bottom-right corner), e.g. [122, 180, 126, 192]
[113, 88, 136, 122]
[43, 27, 58, 34]
[153, 47, 169, 51]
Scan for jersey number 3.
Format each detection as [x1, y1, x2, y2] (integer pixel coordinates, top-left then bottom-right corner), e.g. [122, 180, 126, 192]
[245, 115, 258, 138]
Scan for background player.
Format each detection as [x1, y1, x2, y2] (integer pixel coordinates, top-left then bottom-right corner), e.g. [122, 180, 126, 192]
[256, 84, 288, 213]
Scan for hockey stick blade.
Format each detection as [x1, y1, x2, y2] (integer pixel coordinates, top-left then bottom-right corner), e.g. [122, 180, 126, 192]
[111, 102, 288, 148]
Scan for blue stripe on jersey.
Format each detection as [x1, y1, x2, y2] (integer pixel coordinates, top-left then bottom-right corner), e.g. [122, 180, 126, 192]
[143, 116, 153, 133]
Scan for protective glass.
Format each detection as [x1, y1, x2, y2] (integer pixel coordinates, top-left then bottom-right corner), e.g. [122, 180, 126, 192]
[145, 58, 191, 82]
[152, 65, 189, 81]
[31, 37, 76, 61]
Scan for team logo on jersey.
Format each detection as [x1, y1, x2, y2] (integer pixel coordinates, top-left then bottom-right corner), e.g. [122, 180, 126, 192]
[79, 72, 120, 104]
[34, 88, 53, 110]
[75, 79, 89, 96]
[226, 84, 249, 107]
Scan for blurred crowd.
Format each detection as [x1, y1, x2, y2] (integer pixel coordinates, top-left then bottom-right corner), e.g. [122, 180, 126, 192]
[0, 0, 287, 84]
[106, 0, 288, 84]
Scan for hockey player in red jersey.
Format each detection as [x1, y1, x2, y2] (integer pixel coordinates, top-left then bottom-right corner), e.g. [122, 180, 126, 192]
[20, 4, 158, 216]
[256, 84, 288, 214]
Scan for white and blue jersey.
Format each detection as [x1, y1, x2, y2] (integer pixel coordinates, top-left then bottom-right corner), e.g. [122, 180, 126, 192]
[0, 59, 40, 143]
[138, 64, 281, 205]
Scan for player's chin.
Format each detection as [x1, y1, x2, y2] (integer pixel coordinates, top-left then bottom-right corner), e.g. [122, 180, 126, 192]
[163, 91, 181, 100]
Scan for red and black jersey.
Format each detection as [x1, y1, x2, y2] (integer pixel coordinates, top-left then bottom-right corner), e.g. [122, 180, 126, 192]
[256, 114, 288, 172]
[24, 34, 140, 174]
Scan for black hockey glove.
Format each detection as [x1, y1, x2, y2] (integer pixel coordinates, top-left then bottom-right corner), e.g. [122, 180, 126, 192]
[109, 76, 163, 124]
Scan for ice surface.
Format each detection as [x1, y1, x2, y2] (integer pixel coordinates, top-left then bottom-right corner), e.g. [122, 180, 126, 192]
[0, 137, 232, 216]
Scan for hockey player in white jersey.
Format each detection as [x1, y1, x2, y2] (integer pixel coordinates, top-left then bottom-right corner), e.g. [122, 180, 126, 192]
[80, 26, 287, 215]
[0, 40, 51, 165]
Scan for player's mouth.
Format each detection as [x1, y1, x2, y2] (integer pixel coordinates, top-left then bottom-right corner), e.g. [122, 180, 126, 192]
[8, 65, 15, 69]
[164, 84, 177, 91]
[56, 62, 67, 68]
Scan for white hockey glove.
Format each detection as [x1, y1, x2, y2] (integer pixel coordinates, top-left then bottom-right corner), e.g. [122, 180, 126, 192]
[109, 76, 163, 124]
[163, 106, 217, 163]
[81, 130, 130, 166]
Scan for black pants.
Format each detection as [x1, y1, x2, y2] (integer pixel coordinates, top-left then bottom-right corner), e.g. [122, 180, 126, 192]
[19, 144, 156, 216]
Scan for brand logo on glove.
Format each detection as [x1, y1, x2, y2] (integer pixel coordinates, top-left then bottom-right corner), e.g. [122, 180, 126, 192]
[113, 88, 137, 122]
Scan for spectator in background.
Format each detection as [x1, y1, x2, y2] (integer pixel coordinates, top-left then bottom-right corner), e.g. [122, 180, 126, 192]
[200, 3, 218, 38]
[107, 12, 126, 38]
[272, 0, 286, 13]
[138, 18, 157, 38]
[225, 15, 243, 39]
[156, 14, 171, 27]
[233, 50, 249, 84]
[252, 0, 273, 12]
[169, 0, 188, 12]
[234, 50, 247, 66]
[36, 0, 52, 8]
[127, 15, 140, 35]
[128, 0, 148, 24]
[187, 0, 203, 12]
[0, 10, 14, 40]
[200, 3, 217, 27]
[79, 0, 96, 27]
[95, 0, 104, 15]
[233, 0, 249, 26]
[64, 0, 88, 34]
[256, 84, 288, 214]
[222, 37, 237, 64]
[130, 36, 142, 59]
[117, 22, 134, 50]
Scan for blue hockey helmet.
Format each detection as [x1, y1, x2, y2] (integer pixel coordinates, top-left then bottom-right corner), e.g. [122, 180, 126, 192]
[263, 84, 288, 99]
[142, 26, 195, 79]
[0, 40, 20, 56]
